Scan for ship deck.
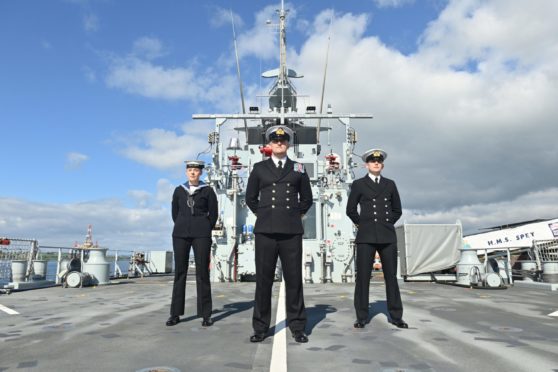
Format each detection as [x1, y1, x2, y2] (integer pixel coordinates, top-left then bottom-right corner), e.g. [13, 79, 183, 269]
[1, 276, 557, 372]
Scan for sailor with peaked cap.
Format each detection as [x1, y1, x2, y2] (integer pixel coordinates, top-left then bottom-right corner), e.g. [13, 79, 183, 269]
[167, 160, 218, 327]
[265, 124, 294, 142]
[245, 125, 313, 343]
[346, 149, 408, 329]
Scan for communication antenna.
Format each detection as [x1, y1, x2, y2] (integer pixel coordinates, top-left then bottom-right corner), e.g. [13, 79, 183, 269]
[231, 9, 248, 140]
[317, 11, 333, 144]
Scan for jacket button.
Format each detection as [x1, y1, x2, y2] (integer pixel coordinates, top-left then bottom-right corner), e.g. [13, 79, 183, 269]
[386, 212, 389, 214]
[286, 198, 290, 201]
[374, 218, 378, 222]
[374, 212, 377, 215]
[273, 183, 276, 186]
[373, 205, 376, 208]
[272, 205, 275, 208]
[287, 183, 290, 186]
[286, 190, 290, 194]
[373, 199, 376, 202]
[272, 190, 276, 193]
[384, 198, 387, 201]
[286, 206, 290, 209]
[386, 218, 389, 221]
[272, 197, 275, 200]
[385, 204, 388, 207]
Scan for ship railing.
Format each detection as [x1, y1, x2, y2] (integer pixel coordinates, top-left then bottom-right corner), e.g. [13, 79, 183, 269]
[531, 239, 558, 283]
[0, 237, 39, 284]
[35, 245, 135, 284]
[532, 239, 558, 262]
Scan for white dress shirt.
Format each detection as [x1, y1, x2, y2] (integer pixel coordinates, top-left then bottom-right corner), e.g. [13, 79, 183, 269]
[368, 173, 381, 183]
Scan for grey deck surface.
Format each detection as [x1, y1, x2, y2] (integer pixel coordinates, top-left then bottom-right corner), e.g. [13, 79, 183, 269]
[0, 277, 557, 372]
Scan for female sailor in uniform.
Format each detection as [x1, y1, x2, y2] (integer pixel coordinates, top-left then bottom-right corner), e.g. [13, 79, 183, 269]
[167, 160, 218, 327]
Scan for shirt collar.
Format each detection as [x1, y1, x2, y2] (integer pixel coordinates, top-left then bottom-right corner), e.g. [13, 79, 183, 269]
[182, 180, 207, 193]
[368, 173, 381, 182]
[271, 155, 288, 167]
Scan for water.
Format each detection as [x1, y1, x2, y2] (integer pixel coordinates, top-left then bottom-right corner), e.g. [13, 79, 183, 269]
[45, 259, 130, 281]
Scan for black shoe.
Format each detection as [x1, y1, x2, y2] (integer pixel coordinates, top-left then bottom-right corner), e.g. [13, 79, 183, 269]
[166, 316, 180, 326]
[390, 319, 408, 329]
[292, 330, 308, 343]
[353, 321, 366, 329]
[250, 332, 266, 343]
[202, 318, 213, 327]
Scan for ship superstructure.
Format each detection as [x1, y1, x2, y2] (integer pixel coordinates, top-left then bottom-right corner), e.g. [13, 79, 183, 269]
[193, 2, 373, 283]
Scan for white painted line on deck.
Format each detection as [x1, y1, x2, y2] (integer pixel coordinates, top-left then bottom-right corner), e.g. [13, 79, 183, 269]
[0, 304, 19, 315]
[548, 310, 558, 317]
[270, 280, 287, 372]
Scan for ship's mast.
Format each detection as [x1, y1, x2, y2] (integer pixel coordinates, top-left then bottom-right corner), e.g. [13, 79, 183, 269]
[278, 0, 287, 112]
[277, 0, 290, 122]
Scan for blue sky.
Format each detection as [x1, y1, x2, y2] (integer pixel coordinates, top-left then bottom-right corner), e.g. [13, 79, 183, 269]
[1, 0, 439, 203]
[1, 0, 558, 250]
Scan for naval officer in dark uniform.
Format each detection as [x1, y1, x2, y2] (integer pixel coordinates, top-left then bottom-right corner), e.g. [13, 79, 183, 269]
[346, 149, 408, 329]
[245, 125, 313, 343]
[167, 160, 218, 327]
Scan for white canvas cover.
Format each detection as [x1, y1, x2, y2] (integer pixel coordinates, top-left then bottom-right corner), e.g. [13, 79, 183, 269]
[396, 223, 462, 276]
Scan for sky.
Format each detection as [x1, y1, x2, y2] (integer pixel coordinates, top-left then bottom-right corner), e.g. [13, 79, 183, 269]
[1, 0, 557, 251]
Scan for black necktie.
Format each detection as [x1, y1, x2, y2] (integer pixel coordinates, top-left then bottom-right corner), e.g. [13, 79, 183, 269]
[375, 177, 379, 184]
[277, 160, 283, 169]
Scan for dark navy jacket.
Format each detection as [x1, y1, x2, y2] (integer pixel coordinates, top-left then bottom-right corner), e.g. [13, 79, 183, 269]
[246, 158, 313, 235]
[346, 175, 402, 244]
[172, 182, 218, 238]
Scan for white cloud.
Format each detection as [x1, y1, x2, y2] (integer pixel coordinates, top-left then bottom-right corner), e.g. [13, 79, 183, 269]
[236, 4, 282, 60]
[417, 0, 558, 71]
[286, 2, 558, 228]
[115, 123, 212, 171]
[373, 0, 415, 8]
[404, 188, 558, 235]
[155, 178, 175, 204]
[0, 197, 172, 252]
[132, 36, 165, 60]
[65, 152, 89, 170]
[128, 190, 152, 208]
[105, 54, 240, 110]
[210, 6, 244, 29]
[83, 13, 99, 33]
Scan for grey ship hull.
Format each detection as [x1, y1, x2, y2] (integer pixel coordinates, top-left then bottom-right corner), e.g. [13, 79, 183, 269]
[1, 276, 557, 371]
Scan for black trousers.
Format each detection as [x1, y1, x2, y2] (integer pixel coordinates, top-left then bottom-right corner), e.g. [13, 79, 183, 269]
[354, 242, 403, 322]
[252, 233, 306, 333]
[170, 237, 212, 319]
